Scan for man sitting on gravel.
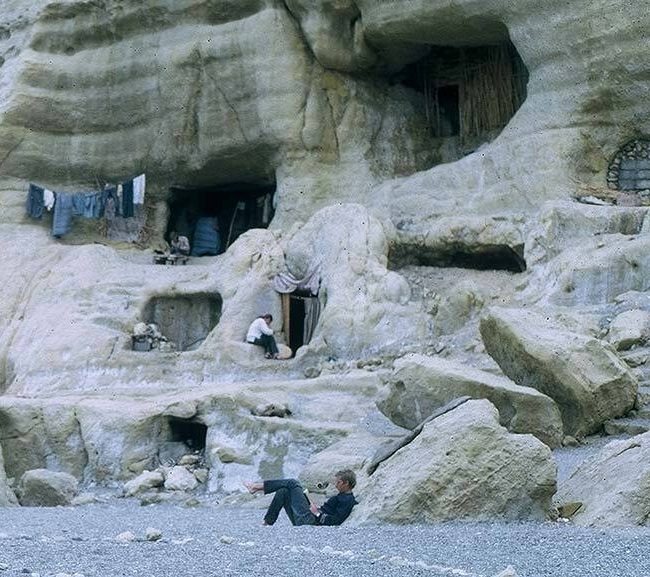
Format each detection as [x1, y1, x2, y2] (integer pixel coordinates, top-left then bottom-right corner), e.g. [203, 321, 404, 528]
[244, 470, 358, 526]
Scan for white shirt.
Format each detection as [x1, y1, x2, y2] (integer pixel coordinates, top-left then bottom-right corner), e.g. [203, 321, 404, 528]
[246, 318, 274, 343]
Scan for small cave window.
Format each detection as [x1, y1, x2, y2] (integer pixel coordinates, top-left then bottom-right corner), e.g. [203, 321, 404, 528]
[166, 418, 207, 452]
[280, 292, 321, 355]
[388, 243, 526, 273]
[394, 42, 528, 156]
[608, 139, 650, 197]
[143, 293, 222, 351]
[166, 183, 275, 257]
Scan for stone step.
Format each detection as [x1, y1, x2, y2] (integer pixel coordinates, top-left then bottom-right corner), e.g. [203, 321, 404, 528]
[604, 417, 650, 437]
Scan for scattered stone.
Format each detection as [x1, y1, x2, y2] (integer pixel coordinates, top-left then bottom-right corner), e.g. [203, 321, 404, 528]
[164, 466, 198, 492]
[219, 535, 235, 544]
[0, 563, 8, 571]
[561, 436, 580, 447]
[493, 567, 519, 577]
[608, 309, 650, 350]
[145, 527, 162, 542]
[193, 469, 209, 484]
[139, 492, 173, 506]
[71, 493, 97, 506]
[276, 344, 293, 360]
[304, 366, 322, 379]
[251, 403, 292, 418]
[179, 455, 200, 466]
[114, 531, 137, 543]
[17, 469, 78, 507]
[123, 470, 164, 497]
[184, 498, 200, 507]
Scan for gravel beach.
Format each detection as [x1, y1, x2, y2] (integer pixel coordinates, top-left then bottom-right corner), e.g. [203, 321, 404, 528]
[1, 502, 648, 577]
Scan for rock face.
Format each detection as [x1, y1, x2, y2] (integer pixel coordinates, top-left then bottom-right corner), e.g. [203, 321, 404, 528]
[480, 308, 637, 438]
[0, 442, 18, 507]
[351, 400, 557, 524]
[17, 469, 78, 507]
[0, 0, 648, 520]
[378, 354, 563, 447]
[556, 433, 650, 527]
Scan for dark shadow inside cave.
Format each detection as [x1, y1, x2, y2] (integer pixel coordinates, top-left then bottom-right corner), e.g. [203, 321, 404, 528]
[389, 243, 526, 273]
[143, 293, 222, 351]
[167, 418, 207, 452]
[390, 41, 529, 161]
[166, 182, 275, 257]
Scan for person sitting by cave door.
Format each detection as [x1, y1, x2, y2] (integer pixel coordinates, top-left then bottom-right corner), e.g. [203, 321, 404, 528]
[246, 313, 279, 359]
[170, 231, 190, 256]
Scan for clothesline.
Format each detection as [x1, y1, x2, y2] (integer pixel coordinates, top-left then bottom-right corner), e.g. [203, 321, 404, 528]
[26, 174, 146, 238]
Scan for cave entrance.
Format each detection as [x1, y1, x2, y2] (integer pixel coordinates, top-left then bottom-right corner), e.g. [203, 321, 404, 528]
[143, 293, 222, 351]
[158, 417, 208, 465]
[281, 293, 321, 354]
[389, 243, 526, 273]
[168, 418, 207, 452]
[167, 183, 275, 256]
[395, 42, 528, 159]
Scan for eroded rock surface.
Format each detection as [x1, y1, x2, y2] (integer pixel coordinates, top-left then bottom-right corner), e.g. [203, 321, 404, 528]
[379, 354, 563, 447]
[351, 400, 556, 524]
[480, 308, 637, 437]
[0, 442, 18, 507]
[556, 433, 650, 527]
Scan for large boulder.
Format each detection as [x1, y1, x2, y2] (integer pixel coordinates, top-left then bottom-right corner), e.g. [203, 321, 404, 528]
[0, 443, 18, 507]
[379, 354, 563, 447]
[17, 469, 78, 507]
[480, 308, 637, 438]
[556, 432, 650, 526]
[351, 400, 556, 524]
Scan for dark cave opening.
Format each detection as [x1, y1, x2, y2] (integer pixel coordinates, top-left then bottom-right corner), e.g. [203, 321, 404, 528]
[167, 418, 207, 452]
[391, 41, 529, 159]
[166, 182, 275, 256]
[143, 293, 223, 351]
[389, 243, 527, 273]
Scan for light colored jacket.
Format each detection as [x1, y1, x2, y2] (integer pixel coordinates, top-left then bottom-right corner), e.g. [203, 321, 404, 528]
[246, 318, 274, 343]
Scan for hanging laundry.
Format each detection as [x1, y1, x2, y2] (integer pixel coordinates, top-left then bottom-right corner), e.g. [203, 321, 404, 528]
[72, 191, 104, 219]
[44, 189, 55, 211]
[101, 186, 117, 218]
[26, 184, 45, 219]
[122, 180, 134, 218]
[52, 192, 74, 237]
[133, 174, 146, 205]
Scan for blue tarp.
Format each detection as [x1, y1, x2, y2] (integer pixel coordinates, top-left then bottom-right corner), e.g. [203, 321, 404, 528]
[191, 217, 221, 256]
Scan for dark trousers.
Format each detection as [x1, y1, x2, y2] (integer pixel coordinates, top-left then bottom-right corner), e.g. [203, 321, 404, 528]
[263, 479, 316, 526]
[254, 334, 279, 356]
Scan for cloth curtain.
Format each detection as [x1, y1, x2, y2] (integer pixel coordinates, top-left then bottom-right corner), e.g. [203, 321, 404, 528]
[272, 266, 320, 296]
[303, 297, 321, 345]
